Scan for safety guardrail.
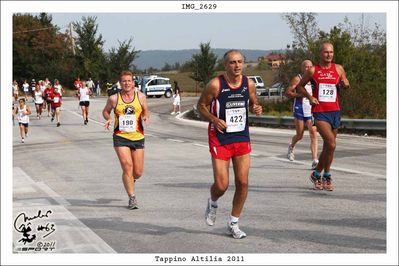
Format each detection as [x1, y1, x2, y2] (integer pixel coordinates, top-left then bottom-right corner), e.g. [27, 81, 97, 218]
[249, 115, 386, 131]
[191, 106, 386, 131]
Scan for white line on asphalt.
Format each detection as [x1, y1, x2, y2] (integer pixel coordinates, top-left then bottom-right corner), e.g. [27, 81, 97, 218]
[270, 156, 386, 178]
[167, 138, 185, 143]
[192, 143, 208, 148]
[64, 108, 105, 126]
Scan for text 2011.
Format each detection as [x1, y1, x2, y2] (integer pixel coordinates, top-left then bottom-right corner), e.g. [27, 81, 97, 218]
[227, 255, 244, 262]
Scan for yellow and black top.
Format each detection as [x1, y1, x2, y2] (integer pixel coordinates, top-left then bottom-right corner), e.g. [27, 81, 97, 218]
[114, 91, 144, 141]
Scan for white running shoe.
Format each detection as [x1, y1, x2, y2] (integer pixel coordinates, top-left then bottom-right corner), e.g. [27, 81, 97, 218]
[227, 221, 247, 239]
[21, 138, 25, 143]
[311, 159, 319, 170]
[177, 111, 181, 114]
[205, 198, 217, 226]
[287, 144, 294, 161]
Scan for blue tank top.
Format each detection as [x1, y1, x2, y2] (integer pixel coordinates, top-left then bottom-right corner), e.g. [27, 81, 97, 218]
[293, 74, 313, 118]
[210, 75, 250, 145]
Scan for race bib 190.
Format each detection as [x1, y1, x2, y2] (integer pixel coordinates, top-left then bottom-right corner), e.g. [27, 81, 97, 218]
[226, 108, 246, 133]
[119, 114, 136, 132]
[318, 83, 337, 102]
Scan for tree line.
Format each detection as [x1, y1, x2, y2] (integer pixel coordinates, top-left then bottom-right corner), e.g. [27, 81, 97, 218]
[13, 13, 139, 89]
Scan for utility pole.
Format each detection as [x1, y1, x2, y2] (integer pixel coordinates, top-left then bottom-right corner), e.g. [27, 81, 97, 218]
[69, 22, 75, 56]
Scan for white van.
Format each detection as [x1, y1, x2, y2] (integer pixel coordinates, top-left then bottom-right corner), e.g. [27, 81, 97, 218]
[248, 75, 266, 95]
[141, 75, 173, 98]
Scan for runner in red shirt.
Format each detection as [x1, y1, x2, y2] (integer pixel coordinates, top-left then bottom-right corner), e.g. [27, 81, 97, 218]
[43, 84, 54, 116]
[49, 87, 62, 127]
[298, 42, 350, 191]
[74, 77, 83, 90]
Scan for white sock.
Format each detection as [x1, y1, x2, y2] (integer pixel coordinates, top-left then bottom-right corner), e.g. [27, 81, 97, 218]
[229, 215, 239, 224]
[210, 199, 218, 207]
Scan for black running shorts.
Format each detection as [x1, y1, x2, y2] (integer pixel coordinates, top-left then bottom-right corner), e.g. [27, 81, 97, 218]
[113, 135, 145, 150]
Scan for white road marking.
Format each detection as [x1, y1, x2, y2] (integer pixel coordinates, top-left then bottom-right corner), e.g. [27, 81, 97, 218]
[270, 156, 386, 178]
[192, 143, 208, 148]
[167, 138, 185, 143]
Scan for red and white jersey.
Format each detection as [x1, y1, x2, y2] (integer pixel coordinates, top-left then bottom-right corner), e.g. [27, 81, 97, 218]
[311, 63, 341, 113]
[74, 80, 83, 90]
[49, 92, 62, 107]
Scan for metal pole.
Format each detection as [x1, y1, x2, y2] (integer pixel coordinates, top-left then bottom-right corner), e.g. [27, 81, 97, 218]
[69, 23, 75, 56]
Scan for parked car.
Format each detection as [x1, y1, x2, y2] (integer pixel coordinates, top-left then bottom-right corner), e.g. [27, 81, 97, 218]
[248, 75, 266, 96]
[141, 75, 173, 98]
[267, 82, 285, 96]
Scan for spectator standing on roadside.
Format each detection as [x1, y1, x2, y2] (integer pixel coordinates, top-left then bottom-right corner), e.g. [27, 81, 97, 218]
[171, 81, 181, 115]
[96, 80, 101, 96]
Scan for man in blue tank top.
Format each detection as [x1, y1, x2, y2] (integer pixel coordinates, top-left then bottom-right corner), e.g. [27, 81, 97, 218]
[197, 49, 262, 239]
[285, 60, 319, 169]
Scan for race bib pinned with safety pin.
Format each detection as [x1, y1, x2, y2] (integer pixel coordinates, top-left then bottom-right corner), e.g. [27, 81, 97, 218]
[119, 114, 136, 132]
[318, 83, 337, 102]
[226, 108, 246, 133]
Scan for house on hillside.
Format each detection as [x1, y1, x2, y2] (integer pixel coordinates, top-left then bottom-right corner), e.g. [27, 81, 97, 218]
[257, 53, 287, 69]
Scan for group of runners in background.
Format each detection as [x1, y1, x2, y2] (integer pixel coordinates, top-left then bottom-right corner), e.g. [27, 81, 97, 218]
[12, 76, 98, 142]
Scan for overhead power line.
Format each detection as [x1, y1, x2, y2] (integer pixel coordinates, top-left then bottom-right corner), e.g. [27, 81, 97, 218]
[13, 25, 68, 34]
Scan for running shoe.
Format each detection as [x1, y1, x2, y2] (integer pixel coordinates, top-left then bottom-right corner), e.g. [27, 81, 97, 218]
[21, 138, 25, 143]
[287, 144, 294, 161]
[177, 111, 181, 114]
[57, 122, 60, 127]
[205, 198, 217, 226]
[128, 195, 139, 210]
[311, 159, 319, 170]
[227, 221, 247, 239]
[51, 117, 54, 122]
[322, 176, 333, 191]
[84, 120, 87, 125]
[170, 112, 176, 115]
[310, 172, 323, 190]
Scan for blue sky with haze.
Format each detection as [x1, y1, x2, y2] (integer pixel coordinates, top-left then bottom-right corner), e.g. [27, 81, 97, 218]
[50, 13, 386, 51]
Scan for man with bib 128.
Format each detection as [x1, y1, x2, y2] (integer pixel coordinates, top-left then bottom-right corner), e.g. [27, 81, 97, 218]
[103, 71, 149, 210]
[297, 42, 350, 191]
[197, 49, 262, 239]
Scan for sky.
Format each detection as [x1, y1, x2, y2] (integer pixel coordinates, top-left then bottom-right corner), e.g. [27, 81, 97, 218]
[49, 12, 386, 51]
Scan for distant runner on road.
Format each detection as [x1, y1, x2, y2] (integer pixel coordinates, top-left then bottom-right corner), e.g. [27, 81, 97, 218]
[102, 70, 150, 210]
[16, 98, 31, 143]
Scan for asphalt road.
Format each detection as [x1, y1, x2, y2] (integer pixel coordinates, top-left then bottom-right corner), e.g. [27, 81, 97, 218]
[12, 96, 386, 256]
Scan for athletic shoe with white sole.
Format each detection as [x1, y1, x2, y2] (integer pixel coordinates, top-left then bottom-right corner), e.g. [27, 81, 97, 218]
[311, 159, 319, 170]
[128, 195, 139, 209]
[310, 172, 323, 190]
[205, 198, 217, 226]
[287, 144, 295, 161]
[227, 221, 247, 239]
